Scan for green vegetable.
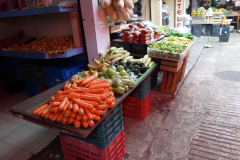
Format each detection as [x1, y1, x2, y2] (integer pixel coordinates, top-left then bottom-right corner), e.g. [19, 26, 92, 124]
[119, 70, 129, 76]
[122, 79, 131, 85]
[99, 76, 105, 80]
[117, 65, 124, 72]
[121, 75, 130, 79]
[78, 76, 82, 80]
[105, 74, 110, 79]
[129, 79, 136, 87]
[107, 68, 118, 77]
[93, 71, 98, 78]
[110, 66, 117, 71]
[101, 67, 107, 75]
[112, 87, 125, 94]
[69, 79, 75, 83]
[111, 75, 122, 79]
[106, 79, 113, 86]
[113, 78, 123, 87]
[123, 85, 129, 91]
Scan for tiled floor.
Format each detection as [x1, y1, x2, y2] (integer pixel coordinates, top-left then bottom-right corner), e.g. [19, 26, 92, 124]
[0, 90, 58, 160]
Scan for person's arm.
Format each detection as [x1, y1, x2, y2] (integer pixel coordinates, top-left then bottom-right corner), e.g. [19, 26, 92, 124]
[167, 6, 170, 15]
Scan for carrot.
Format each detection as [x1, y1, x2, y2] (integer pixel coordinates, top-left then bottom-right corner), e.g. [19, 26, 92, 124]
[95, 110, 103, 116]
[52, 107, 58, 113]
[85, 94, 107, 101]
[57, 97, 68, 111]
[80, 95, 101, 102]
[52, 113, 60, 121]
[64, 81, 69, 88]
[90, 79, 107, 86]
[51, 102, 61, 107]
[106, 98, 112, 105]
[78, 107, 84, 116]
[64, 86, 71, 90]
[57, 91, 63, 95]
[85, 78, 100, 88]
[44, 111, 52, 119]
[73, 103, 80, 113]
[89, 83, 110, 89]
[71, 85, 80, 89]
[37, 105, 50, 116]
[57, 112, 65, 122]
[56, 94, 80, 102]
[62, 117, 69, 124]
[88, 120, 94, 127]
[103, 101, 106, 104]
[62, 88, 83, 95]
[68, 101, 73, 110]
[102, 110, 106, 116]
[33, 104, 48, 114]
[81, 121, 88, 128]
[79, 100, 99, 107]
[51, 96, 55, 102]
[68, 118, 75, 124]
[41, 105, 51, 117]
[48, 106, 55, 112]
[109, 87, 113, 91]
[92, 114, 96, 120]
[74, 119, 81, 128]
[64, 110, 71, 117]
[72, 98, 94, 110]
[49, 113, 55, 120]
[82, 75, 97, 86]
[82, 113, 88, 121]
[109, 102, 114, 108]
[67, 83, 71, 88]
[75, 78, 85, 84]
[84, 108, 93, 120]
[70, 112, 77, 118]
[95, 105, 105, 110]
[76, 115, 82, 120]
[49, 99, 53, 104]
[90, 108, 96, 114]
[84, 88, 105, 94]
[105, 104, 109, 109]
[94, 114, 101, 121]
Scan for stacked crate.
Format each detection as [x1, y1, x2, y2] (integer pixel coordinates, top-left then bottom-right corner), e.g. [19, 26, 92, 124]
[59, 104, 125, 160]
[191, 24, 202, 37]
[212, 24, 221, 37]
[219, 27, 230, 42]
[122, 75, 151, 120]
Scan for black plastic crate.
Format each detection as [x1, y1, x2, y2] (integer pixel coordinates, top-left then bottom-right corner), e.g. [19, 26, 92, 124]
[111, 40, 129, 50]
[59, 103, 123, 149]
[219, 36, 229, 42]
[151, 68, 158, 89]
[191, 24, 202, 37]
[212, 24, 221, 29]
[129, 43, 149, 55]
[220, 27, 230, 36]
[129, 75, 151, 99]
[110, 31, 122, 41]
[20, 61, 37, 82]
[24, 81, 40, 97]
[203, 24, 212, 36]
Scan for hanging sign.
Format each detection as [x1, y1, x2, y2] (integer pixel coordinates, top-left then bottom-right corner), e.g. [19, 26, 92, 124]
[176, 0, 183, 27]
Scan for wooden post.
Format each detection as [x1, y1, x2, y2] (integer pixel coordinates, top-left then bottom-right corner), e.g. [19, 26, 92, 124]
[79, 0, 110, 64]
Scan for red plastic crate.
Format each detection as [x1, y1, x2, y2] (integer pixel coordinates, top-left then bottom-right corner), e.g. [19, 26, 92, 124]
[38, 84, 48, 93]
[60, 128, 125, 160]
[122, 91, 151, 120]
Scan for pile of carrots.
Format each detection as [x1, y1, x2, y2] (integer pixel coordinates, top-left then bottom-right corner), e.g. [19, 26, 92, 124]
[32, 75, 115, 128]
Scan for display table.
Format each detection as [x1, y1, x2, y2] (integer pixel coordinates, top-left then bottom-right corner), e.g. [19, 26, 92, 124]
[225, 14, 240, 30]
[8, 64, 156, 138]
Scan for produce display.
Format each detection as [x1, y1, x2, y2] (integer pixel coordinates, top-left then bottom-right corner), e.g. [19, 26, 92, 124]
[100, 0, 136, 22]
[213, 9, 223, 16]
[32, 74, 115, 129]
[165, 30, 195, 41]
[2, 35, 76, 55]
[121, 22, 163, 43]
[148, 37, 192, 61]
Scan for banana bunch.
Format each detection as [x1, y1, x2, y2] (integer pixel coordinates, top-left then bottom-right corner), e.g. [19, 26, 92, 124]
[99, 47, 134, 63]
[84, 59, 111, 76]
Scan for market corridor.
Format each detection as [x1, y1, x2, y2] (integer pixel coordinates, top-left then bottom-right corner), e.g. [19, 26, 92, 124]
[144, 33, 240, 159]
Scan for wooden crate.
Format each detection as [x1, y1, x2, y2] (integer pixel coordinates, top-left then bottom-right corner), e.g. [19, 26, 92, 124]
[191, 17, 205, 24]
[160, 51, 190, 94]
[212, 16, 222, 24]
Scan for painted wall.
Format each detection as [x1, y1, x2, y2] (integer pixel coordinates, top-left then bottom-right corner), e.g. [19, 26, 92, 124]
[151, 0, 162, 26]
[165, 0, 175, 28]
[138, 0, 151, 20]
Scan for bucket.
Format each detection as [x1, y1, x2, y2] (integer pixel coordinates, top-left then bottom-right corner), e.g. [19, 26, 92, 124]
[230, 25, 234, 31]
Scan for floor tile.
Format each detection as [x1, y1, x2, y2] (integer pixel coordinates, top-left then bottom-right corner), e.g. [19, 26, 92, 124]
[0, 118, 22, 140]
[0, 148, 32, 160]
[0, 141, 16, 158]
[1, 126, 39, 147]
[18, 131, 56, 154]
[0, 111, 32, 126]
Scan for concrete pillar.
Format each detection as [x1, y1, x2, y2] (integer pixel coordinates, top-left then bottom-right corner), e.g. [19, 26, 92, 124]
[151, 0, 162, 26]
[79, 0, 110, 65]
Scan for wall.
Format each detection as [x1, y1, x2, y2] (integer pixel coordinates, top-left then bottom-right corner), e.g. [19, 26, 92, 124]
[151, 0, 162, 26]
[138, 0, 151, 20]
[165, 0, 175, 28]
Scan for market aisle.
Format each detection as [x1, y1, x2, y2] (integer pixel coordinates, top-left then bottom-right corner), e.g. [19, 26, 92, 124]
[0, 91, 58, 160]
[147, 33, 240, 159]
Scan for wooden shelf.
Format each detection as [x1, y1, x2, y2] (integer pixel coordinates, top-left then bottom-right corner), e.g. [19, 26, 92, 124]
[0, 6, 75, 18]
[0, 47, 84, 59]
[231, 21, 237, 23]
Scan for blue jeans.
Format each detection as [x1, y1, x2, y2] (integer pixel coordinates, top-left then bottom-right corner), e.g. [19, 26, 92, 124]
[165, 17, 169, 25]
